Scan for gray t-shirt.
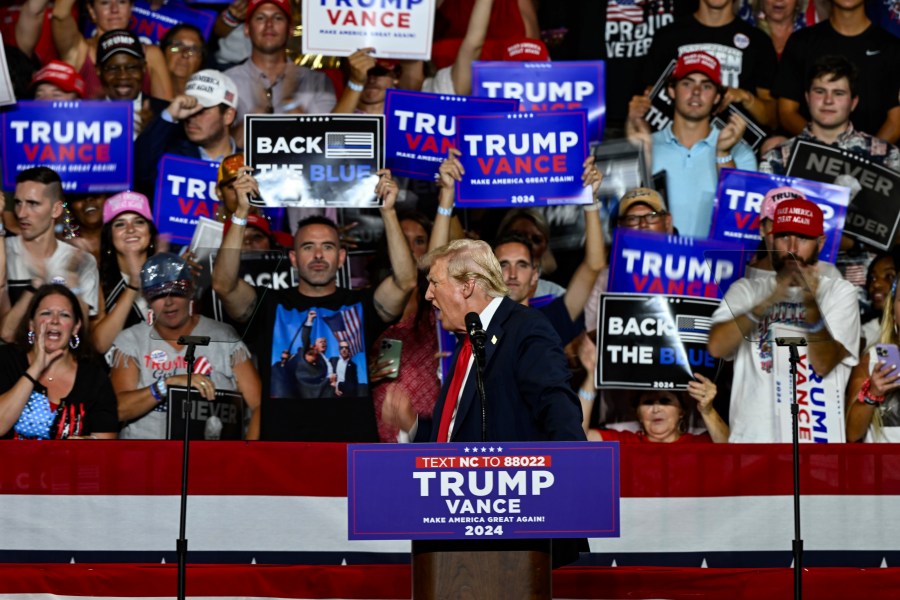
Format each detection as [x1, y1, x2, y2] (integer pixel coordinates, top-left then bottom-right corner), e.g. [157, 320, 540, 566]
[111, 316, 250, 439]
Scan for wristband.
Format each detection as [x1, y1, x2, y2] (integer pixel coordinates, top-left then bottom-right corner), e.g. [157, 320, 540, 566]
[716, 154, 734, 165]
[124, 282, 139, 291]
[155, 377, 168, 399]
[583, 202, 600, 212]
[807, 318, 826, 334]
[222, 9, 242, 27]
[230, 214, 248, 227]
[857, 378, 886, 405]
[347, 80, 364, 92]
[148, 382, 162, 403]
[577, 387, 596, 402]
[22, 372, 39, 387]
[436, 205, 453, 217]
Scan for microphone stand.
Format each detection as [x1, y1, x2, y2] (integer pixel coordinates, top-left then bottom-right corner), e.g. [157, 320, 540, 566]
[176, 335, 211, 600]
[471, 337, 487, 442]
[776, 336, 806, 600]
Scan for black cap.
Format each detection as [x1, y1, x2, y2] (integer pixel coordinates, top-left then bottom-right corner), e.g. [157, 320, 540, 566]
[97, 29, 144, 65]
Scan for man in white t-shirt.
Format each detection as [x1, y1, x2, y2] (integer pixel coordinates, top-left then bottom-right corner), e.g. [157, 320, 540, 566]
[708, 198, 859, 442]
[0, 167, 99, 342]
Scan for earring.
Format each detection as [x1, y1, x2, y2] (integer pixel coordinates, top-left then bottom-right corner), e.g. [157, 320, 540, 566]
[69, 334, 80, 350]
[147, 309, 154, 326]
[27, 330, 35, 345]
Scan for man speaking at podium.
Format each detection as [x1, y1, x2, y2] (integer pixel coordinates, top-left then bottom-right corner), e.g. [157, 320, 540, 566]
[391, 238, 586, 443]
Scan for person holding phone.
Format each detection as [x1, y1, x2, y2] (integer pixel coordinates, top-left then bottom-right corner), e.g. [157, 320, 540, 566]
[847, 280, 900, 442]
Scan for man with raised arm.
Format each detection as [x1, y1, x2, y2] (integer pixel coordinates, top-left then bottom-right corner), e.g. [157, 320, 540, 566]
[211, 169, 416, 441]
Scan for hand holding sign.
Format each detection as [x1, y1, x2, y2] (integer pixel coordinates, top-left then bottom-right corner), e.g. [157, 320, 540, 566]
[232, 167, 260, 213]
[375, 169, 399, 211]
[582, 155, 603, 198]
[346, 47, 377, 88]
[626, 92, 653, 156]
[438, 148, 465, 189]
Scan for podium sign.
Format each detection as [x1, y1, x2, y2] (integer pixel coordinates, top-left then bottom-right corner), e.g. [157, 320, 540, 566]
[348, 441, 619, 540]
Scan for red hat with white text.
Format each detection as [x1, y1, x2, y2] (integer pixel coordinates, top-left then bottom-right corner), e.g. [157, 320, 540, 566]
[761, 186, 807, 221]
[482, 37, 550, 62]
[247, 0, 292, 20]
[31, 60, 86, 98]
[771, 199, 824, 238]
[673, 51, 722, 87]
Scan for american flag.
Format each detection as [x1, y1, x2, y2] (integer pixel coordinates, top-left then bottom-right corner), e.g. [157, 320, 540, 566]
[323, 306, 364, 356]
[607, 0, 645, 24]
[193, 355, 212, 375]
[676, 314, 712, 343]
[325, 132, 375, 159]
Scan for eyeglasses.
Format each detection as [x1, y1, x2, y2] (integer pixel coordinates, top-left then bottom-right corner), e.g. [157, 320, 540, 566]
[167, 44, 201, 58]
[101, 62, 143, 76]
[339, 345, 350, 351]
[264, 83, 275, 113]
[620, 211, 667, 227]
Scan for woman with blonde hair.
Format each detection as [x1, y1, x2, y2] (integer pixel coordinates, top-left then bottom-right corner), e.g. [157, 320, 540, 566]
[847, 279, 900, 442]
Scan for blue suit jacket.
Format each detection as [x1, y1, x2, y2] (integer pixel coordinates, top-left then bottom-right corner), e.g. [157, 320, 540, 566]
[415, 297, 585, 443]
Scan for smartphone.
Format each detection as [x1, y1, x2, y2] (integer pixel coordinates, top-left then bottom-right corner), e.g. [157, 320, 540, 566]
[378, 338, 403, 380]
[875, 344, 900, 377]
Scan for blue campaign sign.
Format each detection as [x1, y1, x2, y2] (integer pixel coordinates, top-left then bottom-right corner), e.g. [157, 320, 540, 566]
[711, 168, 850, 263]
[348, 442, 619, 541]
[384, 90, 518, 180]
[471, 61, 606, 143]
[1, 101, 132, 193]
[85, 1, 216, 41]
[454, 111, 591, 208]
[153, 154, 220, 243]
[608, 229, 747, 299]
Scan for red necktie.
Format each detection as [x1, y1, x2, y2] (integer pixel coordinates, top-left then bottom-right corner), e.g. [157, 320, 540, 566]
[436, 337, 472, 442]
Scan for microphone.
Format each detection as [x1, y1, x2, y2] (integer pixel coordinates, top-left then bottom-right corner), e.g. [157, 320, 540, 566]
[465, 312, 486, 348]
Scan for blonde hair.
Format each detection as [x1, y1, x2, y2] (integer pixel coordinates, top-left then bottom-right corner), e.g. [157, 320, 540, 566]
[869, 285, 900, 439]
[421, 239, 509, 298]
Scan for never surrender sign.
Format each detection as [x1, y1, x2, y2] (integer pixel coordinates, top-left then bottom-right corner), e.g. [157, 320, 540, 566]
[608, 229, 746, 299]
[245, 114, 383, 208]
[711, 169, 849, 263]
[454, 111, 591, 207]
[153, 154, 220, 244]
[347, 442, 619, 540]
[384, 90, 518, 180]
[472, 61, 606, 143]
[1, 100, 132, 192]
[596, 293, 721, 390]
[302, 0, 436, 60]
[785, 140, 900, 250]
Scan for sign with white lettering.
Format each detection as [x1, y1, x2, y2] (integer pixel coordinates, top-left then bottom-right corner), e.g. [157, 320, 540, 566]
[645, 59, 766, 151]
[384, 89, 518, 180]
[596, 293, 721, 390]
[302, 0, 437, 60]
[454, 111, 591, 207]
[347, 442, 619, 540]
[1, 100, 132, 192]
[472, 61, 606, 143]
[206, 249, 294, 323]
[245, 114, 384, 208]
[85, 1, 216, 42]
[167, 386, 244, 440]
[710, 168, 849, 263]
[153, 154, 220, 244]
[785, 140, 900, 250]
[608, 229, 746, 299]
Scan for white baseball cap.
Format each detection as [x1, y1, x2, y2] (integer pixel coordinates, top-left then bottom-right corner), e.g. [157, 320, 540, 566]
[185, 69, 239, 109]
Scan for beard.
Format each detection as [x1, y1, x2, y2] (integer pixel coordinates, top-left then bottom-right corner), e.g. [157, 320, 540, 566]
[772, 249, 820, 273]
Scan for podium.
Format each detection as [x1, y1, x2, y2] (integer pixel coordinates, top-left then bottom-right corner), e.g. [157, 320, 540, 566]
[347, 442, 619, 599]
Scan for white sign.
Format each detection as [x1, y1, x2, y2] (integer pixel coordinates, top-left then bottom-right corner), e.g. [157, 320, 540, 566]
[302, 0, 436, 60]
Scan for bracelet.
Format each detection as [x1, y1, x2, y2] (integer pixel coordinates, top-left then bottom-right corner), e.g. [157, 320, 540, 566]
[230, 214, 248, 227]
[124, 282, 139, 291]
[436, 205, 453, 217]
[222, 9, 242, 27]
[22, 372, 39, 387]
[716, 154, 734, 165]
[577, 387, 596, 402]
[148, 382, 162, 403]
[346, 80, 364, 92]
[156, 377, 168, 399]
[583, 202, 600, 212]
[857, 378, 886, 405]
